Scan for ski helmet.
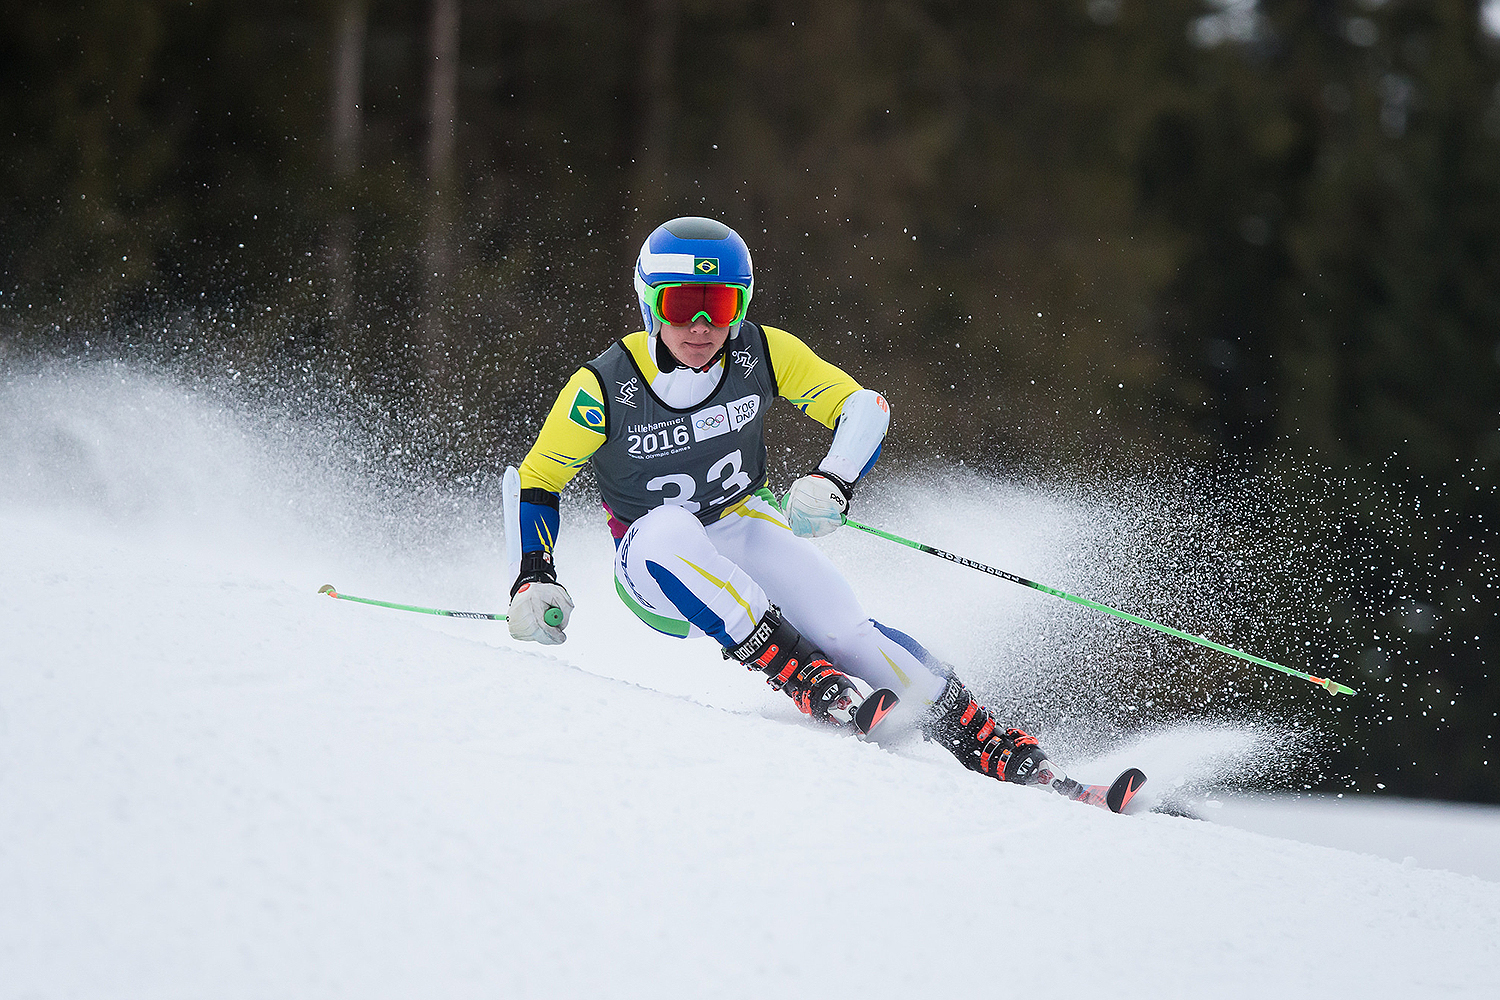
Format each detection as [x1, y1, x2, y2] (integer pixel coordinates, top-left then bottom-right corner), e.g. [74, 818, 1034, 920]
[634, 217, 754, 338]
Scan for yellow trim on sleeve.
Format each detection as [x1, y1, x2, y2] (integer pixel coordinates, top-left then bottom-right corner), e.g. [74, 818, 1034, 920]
[619, 330, 660, 377]
[762, 325, 862, 429]
[518, 367, 610, 494]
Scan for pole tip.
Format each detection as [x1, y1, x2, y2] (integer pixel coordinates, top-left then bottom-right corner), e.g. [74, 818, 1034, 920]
[318, 584, 337, 596]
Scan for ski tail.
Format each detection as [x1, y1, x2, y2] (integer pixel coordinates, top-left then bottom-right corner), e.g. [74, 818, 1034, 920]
[853, 688, 899, 736]
[1049, 767, 1148, 813]
[1105, 768, 1147, 813]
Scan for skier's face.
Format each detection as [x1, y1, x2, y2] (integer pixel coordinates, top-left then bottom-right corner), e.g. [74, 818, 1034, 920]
[660, 317, 730, 371]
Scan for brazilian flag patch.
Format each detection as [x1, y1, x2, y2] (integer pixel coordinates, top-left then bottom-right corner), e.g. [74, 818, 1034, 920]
[694, 257, 719, 276]
[567, 387, 607, 433]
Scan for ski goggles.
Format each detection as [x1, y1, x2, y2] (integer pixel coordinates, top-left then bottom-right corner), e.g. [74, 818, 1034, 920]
[647, 283, 747, 328]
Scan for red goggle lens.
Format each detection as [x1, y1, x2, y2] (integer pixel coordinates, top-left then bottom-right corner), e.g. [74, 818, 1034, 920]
[656, 284, 743, 327]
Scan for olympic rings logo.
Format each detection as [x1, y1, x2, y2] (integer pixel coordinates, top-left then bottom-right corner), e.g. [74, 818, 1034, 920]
[696, 414, 726, 429]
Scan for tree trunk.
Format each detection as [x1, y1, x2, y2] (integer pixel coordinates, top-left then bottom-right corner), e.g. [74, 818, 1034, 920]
[325, 0, 367, 342]
[421, 0, 461, 381]
[626, 0, 679, 230]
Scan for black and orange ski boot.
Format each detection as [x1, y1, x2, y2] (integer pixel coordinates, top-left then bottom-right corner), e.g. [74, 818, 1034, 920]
[727, 605, 898, 735]
[921, 676, 1054, 784]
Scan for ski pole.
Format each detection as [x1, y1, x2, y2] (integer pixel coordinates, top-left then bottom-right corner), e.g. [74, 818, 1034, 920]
[318, 584, 564, 626]
[841, 518, 1357, 698]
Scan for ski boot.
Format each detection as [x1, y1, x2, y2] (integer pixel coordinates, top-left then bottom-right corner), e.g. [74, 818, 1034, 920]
[726, 606, 897, 735]
[922, 677, 1148, 813]
[920, 675, 1056, 785]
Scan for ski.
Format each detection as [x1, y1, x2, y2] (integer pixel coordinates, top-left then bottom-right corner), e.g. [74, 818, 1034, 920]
[1104, 768, 1148, 812]
[1044, 767, 1147, 814]
[852, 688, 899, 736]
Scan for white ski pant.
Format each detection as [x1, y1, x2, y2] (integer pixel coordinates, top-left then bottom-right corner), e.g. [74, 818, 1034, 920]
[613, 492, 951, 705]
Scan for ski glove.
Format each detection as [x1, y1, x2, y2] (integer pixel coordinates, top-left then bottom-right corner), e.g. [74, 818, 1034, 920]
[508, 580, 573, 644]
[508, 549, 572, 644]
[783, 472, 852, 538]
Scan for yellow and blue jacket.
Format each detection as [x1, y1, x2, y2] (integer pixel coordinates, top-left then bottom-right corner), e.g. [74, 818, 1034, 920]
[516, 324, 867, 556]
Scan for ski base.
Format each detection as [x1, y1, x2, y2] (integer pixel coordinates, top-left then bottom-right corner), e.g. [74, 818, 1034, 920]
[1046, 767, 1147, 814]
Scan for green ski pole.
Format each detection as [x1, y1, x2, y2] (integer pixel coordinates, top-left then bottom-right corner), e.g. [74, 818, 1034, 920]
[841, 518, 1357, 698]
[318, 584, 564, 627]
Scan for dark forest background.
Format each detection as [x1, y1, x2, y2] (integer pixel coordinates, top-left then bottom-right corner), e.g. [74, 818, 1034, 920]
[2, 0, 1496, 801]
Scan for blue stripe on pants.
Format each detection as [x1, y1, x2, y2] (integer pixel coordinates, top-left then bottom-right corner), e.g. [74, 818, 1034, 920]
[646, 559, 734, 648]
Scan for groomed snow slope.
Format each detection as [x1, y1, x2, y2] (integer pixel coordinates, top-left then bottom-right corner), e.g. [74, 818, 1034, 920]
[3, 365, 1498, 998]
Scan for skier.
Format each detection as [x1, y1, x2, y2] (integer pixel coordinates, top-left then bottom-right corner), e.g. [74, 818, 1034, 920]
[506, 216, 1054, 789]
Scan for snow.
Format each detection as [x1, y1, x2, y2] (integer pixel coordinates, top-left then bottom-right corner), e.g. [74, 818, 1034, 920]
[3, 363, 1499, 998]
[1210, 793, 1500, 883]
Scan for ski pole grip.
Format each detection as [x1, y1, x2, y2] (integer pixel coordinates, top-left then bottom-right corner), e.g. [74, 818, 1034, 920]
[544, 607, 565, 627]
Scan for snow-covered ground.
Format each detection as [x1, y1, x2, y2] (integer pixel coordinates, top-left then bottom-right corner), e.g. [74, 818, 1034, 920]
[3, 363, 1498, 998]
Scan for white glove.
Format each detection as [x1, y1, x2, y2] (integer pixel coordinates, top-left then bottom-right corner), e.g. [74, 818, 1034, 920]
[783, 473, 851, 538]
[508, 581, 574, 644]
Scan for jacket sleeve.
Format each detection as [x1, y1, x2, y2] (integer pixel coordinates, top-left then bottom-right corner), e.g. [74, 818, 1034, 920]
[763, 325, 889, 483]
[515, 367, 609, 554]
[762, 325, 862, 429]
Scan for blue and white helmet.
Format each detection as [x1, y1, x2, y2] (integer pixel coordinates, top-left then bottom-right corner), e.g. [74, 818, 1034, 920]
[634, 216, 755, 337]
